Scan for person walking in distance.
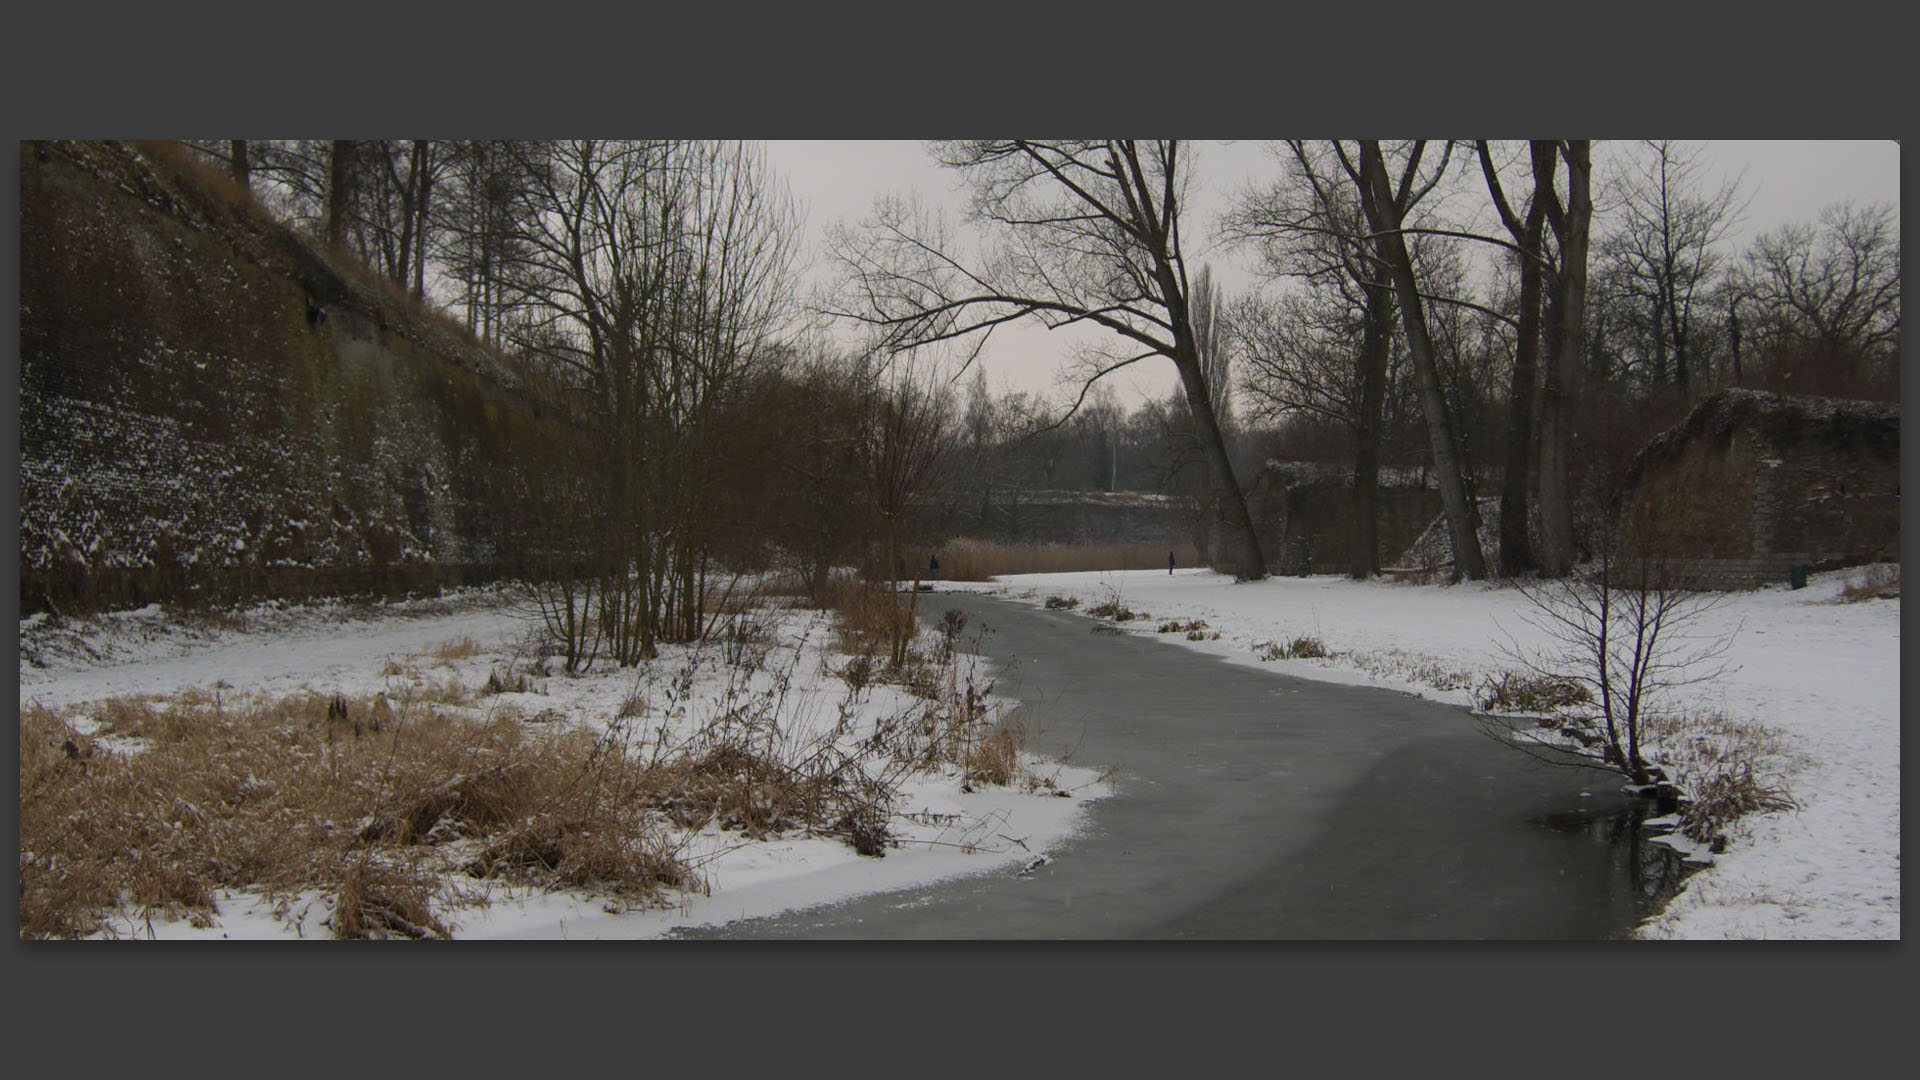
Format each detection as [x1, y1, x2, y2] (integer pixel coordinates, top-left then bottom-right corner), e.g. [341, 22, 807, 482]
[1168, 550, 1175, 576]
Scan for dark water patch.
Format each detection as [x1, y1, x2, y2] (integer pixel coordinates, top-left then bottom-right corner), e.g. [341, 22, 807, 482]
[1535, 798, 1701, 926]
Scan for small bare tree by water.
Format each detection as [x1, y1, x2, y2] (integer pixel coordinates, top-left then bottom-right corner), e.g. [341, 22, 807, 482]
[1491, 505, 1741, 789]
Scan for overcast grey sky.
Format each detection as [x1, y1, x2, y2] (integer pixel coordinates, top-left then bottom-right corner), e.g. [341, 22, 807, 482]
[763, 139, 1899, 409]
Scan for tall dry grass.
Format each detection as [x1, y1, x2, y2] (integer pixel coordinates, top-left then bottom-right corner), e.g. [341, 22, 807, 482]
[23, 594, 1059, 938]
[934, 539, 1202, 581]
[19, 692, 695, 939]
[820, 578, 918, 658]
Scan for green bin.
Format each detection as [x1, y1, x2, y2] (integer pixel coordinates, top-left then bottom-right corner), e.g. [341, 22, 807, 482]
[1789, 563, 1808, 590]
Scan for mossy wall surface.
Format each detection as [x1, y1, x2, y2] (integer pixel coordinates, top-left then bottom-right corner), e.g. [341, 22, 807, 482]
[19, 141, 584, 612]
[1619, 390, 1899, 586]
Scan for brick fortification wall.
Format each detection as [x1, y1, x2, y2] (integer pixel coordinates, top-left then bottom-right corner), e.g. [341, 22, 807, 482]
[19, 141, 585, 613]
[923, 490, 1195, 548]
[1620, 390, 1899, 588]
[1246, 464, 1445, 575]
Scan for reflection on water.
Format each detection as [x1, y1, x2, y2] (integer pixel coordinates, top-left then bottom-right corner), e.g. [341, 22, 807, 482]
[1535, 800, 1699, 921]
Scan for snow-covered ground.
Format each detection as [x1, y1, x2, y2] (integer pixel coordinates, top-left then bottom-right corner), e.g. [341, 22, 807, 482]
[19, 567, 1896, 940]
[944, 567, 1899, 940]
[17, 589, 1109, 940]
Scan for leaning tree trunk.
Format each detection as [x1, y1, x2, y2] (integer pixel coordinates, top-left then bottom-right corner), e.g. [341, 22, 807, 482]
[1357, 141, 1488, 581]
[1170, 345, 1266, 580]
[1148, 236, 1265, 581]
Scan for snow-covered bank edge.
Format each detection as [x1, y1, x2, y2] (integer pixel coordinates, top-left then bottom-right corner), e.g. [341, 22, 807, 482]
[943, 568, 1898, 940]
[19, 589, 1112, 940]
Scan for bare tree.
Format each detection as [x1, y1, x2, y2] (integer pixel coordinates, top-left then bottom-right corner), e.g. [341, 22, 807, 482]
[1222, 140, 1415, 578]
[229, 139, 249, 188]
[1477, 140, 1559, 577]
[326, 139, 357, 253]
[828, 140, 1267, 580]
[1503, 528, 1737, 788]
[1738, 201, 1900, 399]
[1344, 139, 1490, 581]
[1537, 140, 1594, 577]
[1600, 141, 1746, 395]
[504, 139, 798, 664]
[857, 356, 953, 666]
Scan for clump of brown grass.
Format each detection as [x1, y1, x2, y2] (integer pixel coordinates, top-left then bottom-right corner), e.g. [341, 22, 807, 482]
[1257, 636, 1329, 661]
[330, 857, 452, 940]
[821, 579, 918, 662]
[1086, 597, 1143, 622]
[1477, 671, 1593, 714]
[961, 726, 1024, 788]
[1043, 594, 1080, 610]
[1157, 619, 1209, 634]
[387, 675, 473, 708]
[18, 690, 692, 939]
[1636, 710, 1802, 849]
[429, 636, 483, 662]
[1678, 762, 1798, 847]
[936, 539, 1201, 581]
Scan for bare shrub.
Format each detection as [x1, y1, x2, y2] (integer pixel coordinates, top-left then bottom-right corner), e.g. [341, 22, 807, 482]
[717, 614, 773, 668]
[1505, 555, 1737, 786]
[1477, 671, 1593, 714]
[1043, 594, 1080, 610]
[835, 653, 877, 697]
[1638, 709, 1802, 847]
[1677, 761, 1798, 846]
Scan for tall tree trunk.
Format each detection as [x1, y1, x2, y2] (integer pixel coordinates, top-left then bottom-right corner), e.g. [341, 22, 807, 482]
[1651, 295, 1668, 387]
[327, 139, 356, 253]
[405, 139, 435, 297]
[1495, 141, 1555, 578]
[1728, 298, 1744, 387]
[1537, 140, 1592, 576]
[410, 140, 434, 300]
[1133, 149, 1266, 582]
[1350, 274, 1391, 578]
[1667, 283, 1690, 395]
[1170, 331, 1265, 579]
[1356, 141, 1488, 582]
[229, 139, 249, 188]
